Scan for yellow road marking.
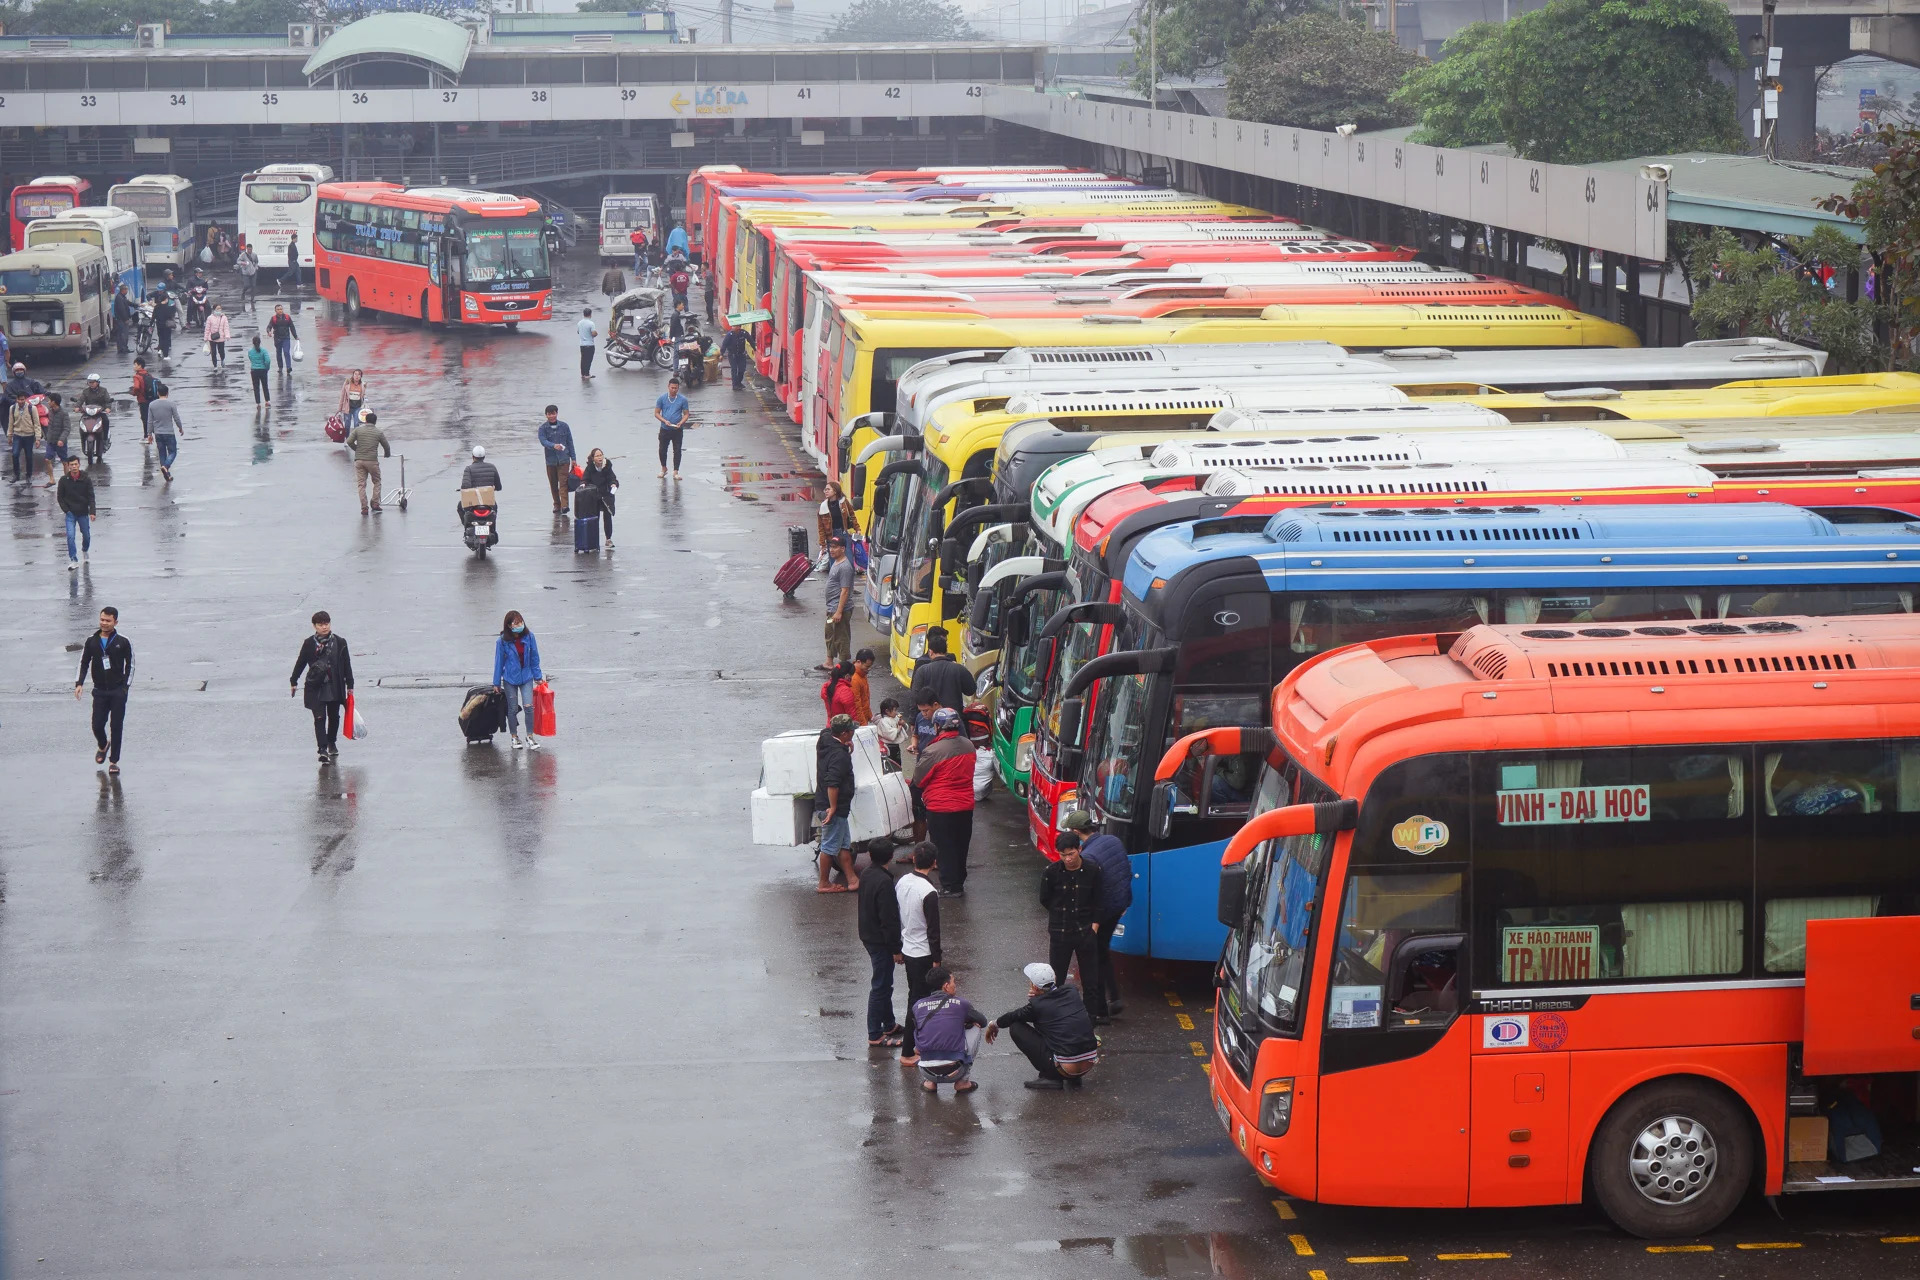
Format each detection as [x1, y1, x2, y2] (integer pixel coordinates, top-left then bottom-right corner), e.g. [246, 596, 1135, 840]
[1885, 1237, 1920, 1244]
[1309, 1272, 1329, 1280]
[1735, 1243, 1802, 1251]
[1437, 1253, 1510, 1261]
[1348, 1257, 1410, 1264]
[1175, 1012, 1195, 1030]
[1200, 1061, 1211, 1075]
[1164, 991, 1184, 1008]
[1189, 1040, 1208, 1057]
[1270, 1198, 1296, 1221]
[1646, 1245, 1713, 1253]
[1288, 1233, 1314, 1256]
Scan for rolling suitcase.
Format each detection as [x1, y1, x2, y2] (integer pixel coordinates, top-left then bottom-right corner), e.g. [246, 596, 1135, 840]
[774, 553, 811, 598]
[459, 684, 506, 744]
[574, 514, 600, 553]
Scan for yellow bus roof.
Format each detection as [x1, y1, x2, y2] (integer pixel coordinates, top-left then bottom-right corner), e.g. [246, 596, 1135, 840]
[1427, 372, 1920, 419]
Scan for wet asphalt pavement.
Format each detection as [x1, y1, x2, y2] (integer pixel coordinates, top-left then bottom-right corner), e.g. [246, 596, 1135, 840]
[1, 260, 1915, 1278]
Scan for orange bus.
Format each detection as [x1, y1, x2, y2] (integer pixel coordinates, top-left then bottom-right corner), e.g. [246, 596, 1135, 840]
[315, 183, 551, 327]
[1203, 615, 1920, 1236]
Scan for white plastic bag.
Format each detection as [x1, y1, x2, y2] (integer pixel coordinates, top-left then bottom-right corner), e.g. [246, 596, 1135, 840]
[350, 704, 368, 740]
[293, 340, 305, 362]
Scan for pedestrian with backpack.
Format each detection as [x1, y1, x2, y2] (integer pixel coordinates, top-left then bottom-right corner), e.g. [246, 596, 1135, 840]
[8, 390, 42, 485]
[290, 610, 354, 764]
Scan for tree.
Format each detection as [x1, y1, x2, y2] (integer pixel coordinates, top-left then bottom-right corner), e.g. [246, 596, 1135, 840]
[1393, 21, 1502, 148]
[1819, 124, 1920, 351]
[819, 0, 973, 41]
[1397, 0, 1742, 165]
[1688, 227, 1885, 371]
[1226, 12, 1420, 131]
[1131, 0, 1322, 85]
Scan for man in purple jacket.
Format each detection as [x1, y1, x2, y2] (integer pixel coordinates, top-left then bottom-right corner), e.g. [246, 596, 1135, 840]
[910, 966, 987, 1095]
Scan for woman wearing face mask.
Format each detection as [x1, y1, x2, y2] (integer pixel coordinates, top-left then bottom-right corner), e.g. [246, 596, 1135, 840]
[491, 610, 546, 750]
[338, 368, 367, 427]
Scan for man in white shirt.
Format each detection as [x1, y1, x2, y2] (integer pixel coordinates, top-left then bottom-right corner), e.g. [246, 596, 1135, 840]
[577, 306, 599, 380]
[894, 843, 942, 1067]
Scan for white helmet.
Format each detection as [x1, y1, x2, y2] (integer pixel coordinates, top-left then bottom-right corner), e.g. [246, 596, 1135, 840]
[87, 373, 100, 383]
[471, 445, 486, 459]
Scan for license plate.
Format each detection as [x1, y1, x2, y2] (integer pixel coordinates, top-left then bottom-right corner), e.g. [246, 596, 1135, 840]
[1215, 1094, 1233, 1134]
[472, 524, 490, 536]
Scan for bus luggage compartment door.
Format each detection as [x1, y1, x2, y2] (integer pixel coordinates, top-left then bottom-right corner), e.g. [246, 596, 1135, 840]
[1469, 1050, 1571, 1206]
[1804, 915, 1920, 1076]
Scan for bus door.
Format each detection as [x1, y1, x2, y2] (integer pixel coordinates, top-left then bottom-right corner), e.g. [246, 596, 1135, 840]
[1316, 755, 1472, 1207]
[439, 235, 461, 321]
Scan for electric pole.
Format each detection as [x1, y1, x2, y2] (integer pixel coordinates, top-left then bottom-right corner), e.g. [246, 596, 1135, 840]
[720, 0, 733, 43]
[1147, 0, 1156, 110]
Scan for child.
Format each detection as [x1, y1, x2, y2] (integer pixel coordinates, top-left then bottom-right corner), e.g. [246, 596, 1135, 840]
[875, 697, 910, 768]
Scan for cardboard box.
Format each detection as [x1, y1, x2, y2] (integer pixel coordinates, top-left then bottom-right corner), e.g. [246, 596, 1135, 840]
[459, 486, 497, 508]
[1788, 1115, 1828, 1163]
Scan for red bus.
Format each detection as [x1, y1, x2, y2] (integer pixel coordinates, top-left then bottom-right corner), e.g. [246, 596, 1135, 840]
[314, 183, 551, 327]
[1205, 615, 1920, 1236]
[10, 175, 91, 253]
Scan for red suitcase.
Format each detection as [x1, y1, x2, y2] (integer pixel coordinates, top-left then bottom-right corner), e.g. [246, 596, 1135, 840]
[774, 554, 811, 598]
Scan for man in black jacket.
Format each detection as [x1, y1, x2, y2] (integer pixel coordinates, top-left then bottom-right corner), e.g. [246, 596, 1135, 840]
[56, 455, 94, 570]
[74, 605, 133, 773]
[1061, 813, 1133, 1015]
[1040, 837, 1108, 1021]
[814, 714, 858, 892]
[290, 610, 354, 764]
[909, 629, 977, 712]
[987, 962, 1100, 1090]
[857, 847, 904, 1047]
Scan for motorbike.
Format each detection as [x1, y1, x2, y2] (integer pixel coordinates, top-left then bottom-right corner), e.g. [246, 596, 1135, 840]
[605, 315, 669, 370]
[79, 404, 109, 464]
[185, 284, 210, 329]
[130, 304, 155, 355]
[674, 329, 710, 388]
[543, 224, 562, 258]
[462, 504, 500, 558]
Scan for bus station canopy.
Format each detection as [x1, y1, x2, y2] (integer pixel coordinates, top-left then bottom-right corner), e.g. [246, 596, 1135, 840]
[303, 14, 473, 85]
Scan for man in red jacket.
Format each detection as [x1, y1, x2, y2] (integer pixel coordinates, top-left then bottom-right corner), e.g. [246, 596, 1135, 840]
[912, 707, 976, 897]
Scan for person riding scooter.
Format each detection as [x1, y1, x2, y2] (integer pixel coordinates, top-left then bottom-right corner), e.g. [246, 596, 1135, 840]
[77, 373, 112, 464]
[675, 319, 711, 389]
[458, 444, 502, 520]
[458, 444, 503, 555]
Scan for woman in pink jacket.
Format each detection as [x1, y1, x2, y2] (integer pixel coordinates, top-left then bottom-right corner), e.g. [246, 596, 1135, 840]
[202, 304, 232, 368]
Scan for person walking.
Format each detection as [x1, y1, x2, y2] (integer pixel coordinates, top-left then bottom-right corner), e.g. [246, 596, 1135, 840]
[821, 659, 858, 725]
[130, 357, 157, 431]
[629, 226, 648, 275]
[246, 337, 271, 406]
[203, 304, 231, 368]
[338, 368, 367, 428]
[57, 455, 94, 570]
[145, 382, 182, 481]
[111, 283, 135, 354]
[491, 610, 546, 750]
[667, 259, 691, 310]
[579, 447, 617, 548]
[910, 966, 988, 1095]
[1041, 833, 1108, 1022]
[6, 374, 41, 485]
[819, 533, 854, 670]
[985, 963, 1100, 1091]
[654, 376, 689, 479]
[290, 610, 353, 764]
[600, 264, 627, 301]
[850, 648, 875, 725]
[719, 323, 750, 389]
[914, 707, 977, 897]
[909, 629, 977, 712]
[814, 713, 858, 892]
[857, 843, 904, 1048]
[150, 288, 177, 359]
[345, 410, 391, 515]
[284, 236, 300, 291]
[666, 222, 689, 259]
[894, 843, 942, 1068]
[1060, 813, 1131, 1015]
[266, 305, 297, 372]
[577, 306, 599, 380]
[537, 405, 576, 513]
[40, 391, 69, 486]
[236, 244, 259, 307]
[75, 605, 133, 774]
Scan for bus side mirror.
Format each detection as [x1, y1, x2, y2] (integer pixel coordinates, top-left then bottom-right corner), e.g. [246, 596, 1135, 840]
[1218, 862, 1248, 929]
[850, 463, 867, 508]
[1150, 781, 1176, 840]
[1006, 605, 1030, 648]
[1055, 696, 1086, 779]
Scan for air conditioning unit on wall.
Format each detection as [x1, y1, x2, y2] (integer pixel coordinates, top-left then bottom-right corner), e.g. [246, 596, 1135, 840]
[287, 23, 316, 46]
[136, 23, 166, 48]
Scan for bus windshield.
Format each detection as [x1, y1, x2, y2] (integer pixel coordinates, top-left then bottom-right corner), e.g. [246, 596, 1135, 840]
[1222, 762, 1337, 1038]
[27, 226, 100, 247]
[1, 269, 72, 294]
[900, 456, 948, 603]
[245, 183, 310, 204]
[111, 189, 174, 219]
[875, 469, 912, 554]
[464, 223, 548, 282]
[1004, 585, 1066, 703]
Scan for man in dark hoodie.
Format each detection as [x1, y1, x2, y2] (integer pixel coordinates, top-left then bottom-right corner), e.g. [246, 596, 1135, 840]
[986, 962, 1100, 1090]
[1042, 833, 1108, 1022]
[814, 713, 858, 892]
[857, 847, 904, 1048]
[1061, 811, 1132, 1016]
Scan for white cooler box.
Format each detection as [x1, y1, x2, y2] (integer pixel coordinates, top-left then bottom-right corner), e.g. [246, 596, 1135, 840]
[849, 724, 889, 784]
[761, 728, 818, 796]
[751, 787, 814, 846]
[849, 772, 912, 843]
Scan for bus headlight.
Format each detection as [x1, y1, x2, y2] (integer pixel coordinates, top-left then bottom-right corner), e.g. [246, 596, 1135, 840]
[1055, 789, 1080, 828]
[879, 575, 894, 607]
[464, 296, 479, 313]
[908, 626, 929, 658]
[1014, 733, 1035, 774]
[1258, 1078, 1294, 1137]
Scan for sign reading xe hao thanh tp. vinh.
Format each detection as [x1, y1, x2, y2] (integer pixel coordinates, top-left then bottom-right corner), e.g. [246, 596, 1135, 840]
[1502, 924, 1602, 984]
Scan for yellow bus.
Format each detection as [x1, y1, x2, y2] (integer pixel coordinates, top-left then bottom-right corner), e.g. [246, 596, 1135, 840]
[1424, 372, 1920, 420]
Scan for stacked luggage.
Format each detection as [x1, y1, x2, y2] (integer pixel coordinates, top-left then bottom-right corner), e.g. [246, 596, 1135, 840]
[750, 724, 913, 847]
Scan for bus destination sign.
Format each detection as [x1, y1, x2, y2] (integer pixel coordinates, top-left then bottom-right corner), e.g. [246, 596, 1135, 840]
[1495, 784, 1650, 826]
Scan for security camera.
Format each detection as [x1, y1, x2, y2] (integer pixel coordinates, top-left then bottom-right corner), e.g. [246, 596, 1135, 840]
[1335, 123, 1358, 137]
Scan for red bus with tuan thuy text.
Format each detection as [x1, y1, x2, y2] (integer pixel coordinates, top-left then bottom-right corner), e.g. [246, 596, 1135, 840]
[314, 183, 551, 327]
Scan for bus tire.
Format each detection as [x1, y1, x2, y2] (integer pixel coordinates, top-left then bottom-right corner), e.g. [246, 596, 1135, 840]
[1589, 1079, 1753, 1239]
[419, 292, 429, 323]
[345, 279, 362, 317]
[504, 319, 518, 330]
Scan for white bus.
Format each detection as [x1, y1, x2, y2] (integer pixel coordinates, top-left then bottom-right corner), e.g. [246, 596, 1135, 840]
[25, 206, 144, 298]
[599, 192, 660, 260]
[108, 174, 196, 270]
[237, 163, 335, 271]
[0, 243, 112, 354]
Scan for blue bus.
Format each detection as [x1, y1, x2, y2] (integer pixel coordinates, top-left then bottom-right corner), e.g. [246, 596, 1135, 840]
[1054, 503, 1920, 961]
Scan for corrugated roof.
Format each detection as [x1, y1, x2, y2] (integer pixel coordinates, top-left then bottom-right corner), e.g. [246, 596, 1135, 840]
[302, 14, 472, 79]
[1590, 151, 1868, 241]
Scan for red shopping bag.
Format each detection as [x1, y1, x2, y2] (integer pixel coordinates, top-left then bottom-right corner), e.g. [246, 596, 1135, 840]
[343, 690, 357, 740]
[530, 680, 557, 737]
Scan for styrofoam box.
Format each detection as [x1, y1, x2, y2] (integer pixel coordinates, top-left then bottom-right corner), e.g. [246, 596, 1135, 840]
[760, 728, 818, 796]
[850, 772, 913, 843]
[751, 786, 813, 846]
[850, 723, 889, 786]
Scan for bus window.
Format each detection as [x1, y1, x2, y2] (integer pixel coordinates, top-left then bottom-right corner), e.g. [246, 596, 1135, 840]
[1757, 738, 1920, 972]
[1175, 589, 1270, 686]
[1505, 590, 1703, 625]
[1167, 692, 1266, 820]
[1327, 870, 1463, 1029]
[1220, 765, 1338, 1040]
[1472, 747, 1752, 987]
[1087, 670, 1153, 820]
[1723, 586, 1915, 617]
[870, 348, 951, 416]
[1285, 592, 1488, 656]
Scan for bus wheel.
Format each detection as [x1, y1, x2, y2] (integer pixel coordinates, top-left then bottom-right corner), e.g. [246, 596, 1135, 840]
[345, 279, 362, 317]
[1590, 1080, 1752, 1239]
[419, 292, 429, 324]
[504, 319, 519, 331]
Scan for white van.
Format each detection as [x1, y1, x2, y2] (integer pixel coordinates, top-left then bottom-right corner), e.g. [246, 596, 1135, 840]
[26, 206, 144, 298]
[599, 193, 660, 260]
[0, 243, 111, 353]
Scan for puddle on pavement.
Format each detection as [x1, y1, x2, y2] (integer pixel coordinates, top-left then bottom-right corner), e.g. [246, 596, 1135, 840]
[720, 453, 821, 505]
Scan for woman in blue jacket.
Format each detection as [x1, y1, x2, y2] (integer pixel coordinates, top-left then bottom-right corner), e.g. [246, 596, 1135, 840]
[492, 610, 545, 749]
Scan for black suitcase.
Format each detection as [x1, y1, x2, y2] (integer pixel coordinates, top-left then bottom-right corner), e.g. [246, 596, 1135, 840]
[574, 514, 600, 553]
[459, 684, 506, 743]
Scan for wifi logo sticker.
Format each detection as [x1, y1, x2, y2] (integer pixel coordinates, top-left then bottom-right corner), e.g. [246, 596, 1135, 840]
[1391, 816, 1449, 856]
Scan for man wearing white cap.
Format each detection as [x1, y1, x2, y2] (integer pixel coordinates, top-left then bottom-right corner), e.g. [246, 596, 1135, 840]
[985, 962, 1101, 1090]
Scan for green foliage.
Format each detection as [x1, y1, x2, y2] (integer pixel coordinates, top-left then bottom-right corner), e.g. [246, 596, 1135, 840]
[1397, 0, 1742, 164]
[1819, 124, 1920, 349]
[819, 0, 974, 41]
[1393, 22, 1502, 148]
[1130, 0, 1323, 85]
[1226, 12, 1420, 131]
[1688, 227, 1885, 372]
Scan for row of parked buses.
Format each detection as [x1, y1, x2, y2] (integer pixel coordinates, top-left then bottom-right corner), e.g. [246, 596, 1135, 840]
[702, 163, 1920, 1240]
